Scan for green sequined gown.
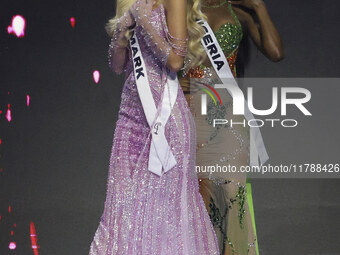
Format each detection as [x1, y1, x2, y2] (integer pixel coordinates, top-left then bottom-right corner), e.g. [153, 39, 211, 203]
[181, 3, 259, 255]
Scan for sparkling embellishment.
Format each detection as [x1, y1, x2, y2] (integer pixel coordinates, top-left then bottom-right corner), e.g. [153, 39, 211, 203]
[214, 3, 243, 56]
[236, 185, 246, 228]
[181, 4, 259, 254]
[182, 3, 243, 78]
[89, 3, 220, 254]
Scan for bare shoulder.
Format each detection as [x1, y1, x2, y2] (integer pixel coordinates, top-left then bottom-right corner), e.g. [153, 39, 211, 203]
[231, 6, 255, 27]
[162, 0, 186, 12]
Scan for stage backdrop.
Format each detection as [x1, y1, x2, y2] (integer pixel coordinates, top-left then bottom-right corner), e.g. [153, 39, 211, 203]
[0, 0, 339, 254]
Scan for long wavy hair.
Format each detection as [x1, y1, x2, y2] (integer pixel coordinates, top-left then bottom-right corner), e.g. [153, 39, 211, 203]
[105, 0, 207, 68]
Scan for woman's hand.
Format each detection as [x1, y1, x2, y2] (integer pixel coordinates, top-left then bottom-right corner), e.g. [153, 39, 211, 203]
[229, 0, 284, 62]
[228, 0, 264, 10]
[124, 11, 136, 30]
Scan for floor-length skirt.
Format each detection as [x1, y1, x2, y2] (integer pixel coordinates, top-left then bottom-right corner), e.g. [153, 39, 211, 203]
[88, 71, 220, 255]
[189, 72, 259, 255]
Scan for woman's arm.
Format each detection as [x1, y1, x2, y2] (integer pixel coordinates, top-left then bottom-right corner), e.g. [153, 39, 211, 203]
[131, 0, 188, 72]
[108, 11, 135, 74]
[163, 0, 188, 71]
[229, 0, 284, 62]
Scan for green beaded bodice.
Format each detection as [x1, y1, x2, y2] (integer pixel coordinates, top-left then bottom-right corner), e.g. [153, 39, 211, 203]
[213, 3, 243, 57]
[180, 3, 243, 78]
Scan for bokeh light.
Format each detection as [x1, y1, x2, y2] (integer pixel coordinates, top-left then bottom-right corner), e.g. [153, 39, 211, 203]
[7, 15, 26, 38]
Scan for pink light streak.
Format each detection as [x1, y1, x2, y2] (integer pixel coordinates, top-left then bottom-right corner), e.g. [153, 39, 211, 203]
[27, 94, 30, 106]
[9, 241, 16, 250]
[30, 221, 40, 255]
[7, 15, 26, 38]
[93, 70, 100, 84]
[70, 17, 76, 28]
[6, 104, 12, 122]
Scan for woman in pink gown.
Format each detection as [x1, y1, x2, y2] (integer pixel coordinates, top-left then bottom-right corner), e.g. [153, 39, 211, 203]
[88, 0, 220, 254]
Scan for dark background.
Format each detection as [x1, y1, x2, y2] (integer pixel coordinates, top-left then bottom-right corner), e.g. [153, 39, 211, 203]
[0, 0, 339, 254]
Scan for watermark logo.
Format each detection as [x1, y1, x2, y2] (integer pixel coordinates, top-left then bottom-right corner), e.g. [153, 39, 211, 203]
[193, 78, 312, 128]
[211, 82, 312, 116]
[194, 82, 223, 115]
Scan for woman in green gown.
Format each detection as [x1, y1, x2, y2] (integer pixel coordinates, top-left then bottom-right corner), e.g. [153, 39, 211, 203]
[179, 0, 284, 254]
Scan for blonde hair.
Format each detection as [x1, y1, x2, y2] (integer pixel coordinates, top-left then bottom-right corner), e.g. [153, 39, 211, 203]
[105, 0, 207, 68]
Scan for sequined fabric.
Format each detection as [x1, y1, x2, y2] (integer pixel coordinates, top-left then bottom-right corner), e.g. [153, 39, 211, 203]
[186, 49, 239, 79]
[189, 69, 258, 255]
[88, 4, 220, 255]
[181, 3, 258, 254]
[215, 23, 242, 54]
[214, 3, 243, 56]
[183, 3, 243, 79]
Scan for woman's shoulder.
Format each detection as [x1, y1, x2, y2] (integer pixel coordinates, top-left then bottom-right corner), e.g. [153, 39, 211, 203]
[161, 0, 187, 14]
[231, 6, 254, 28]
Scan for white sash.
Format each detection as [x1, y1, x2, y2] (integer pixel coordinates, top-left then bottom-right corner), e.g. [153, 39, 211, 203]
[197, 19, 269, 166]
[129, 29, 178, 176]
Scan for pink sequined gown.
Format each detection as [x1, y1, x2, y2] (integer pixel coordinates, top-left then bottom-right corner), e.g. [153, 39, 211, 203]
[88, 3, 220, 255]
